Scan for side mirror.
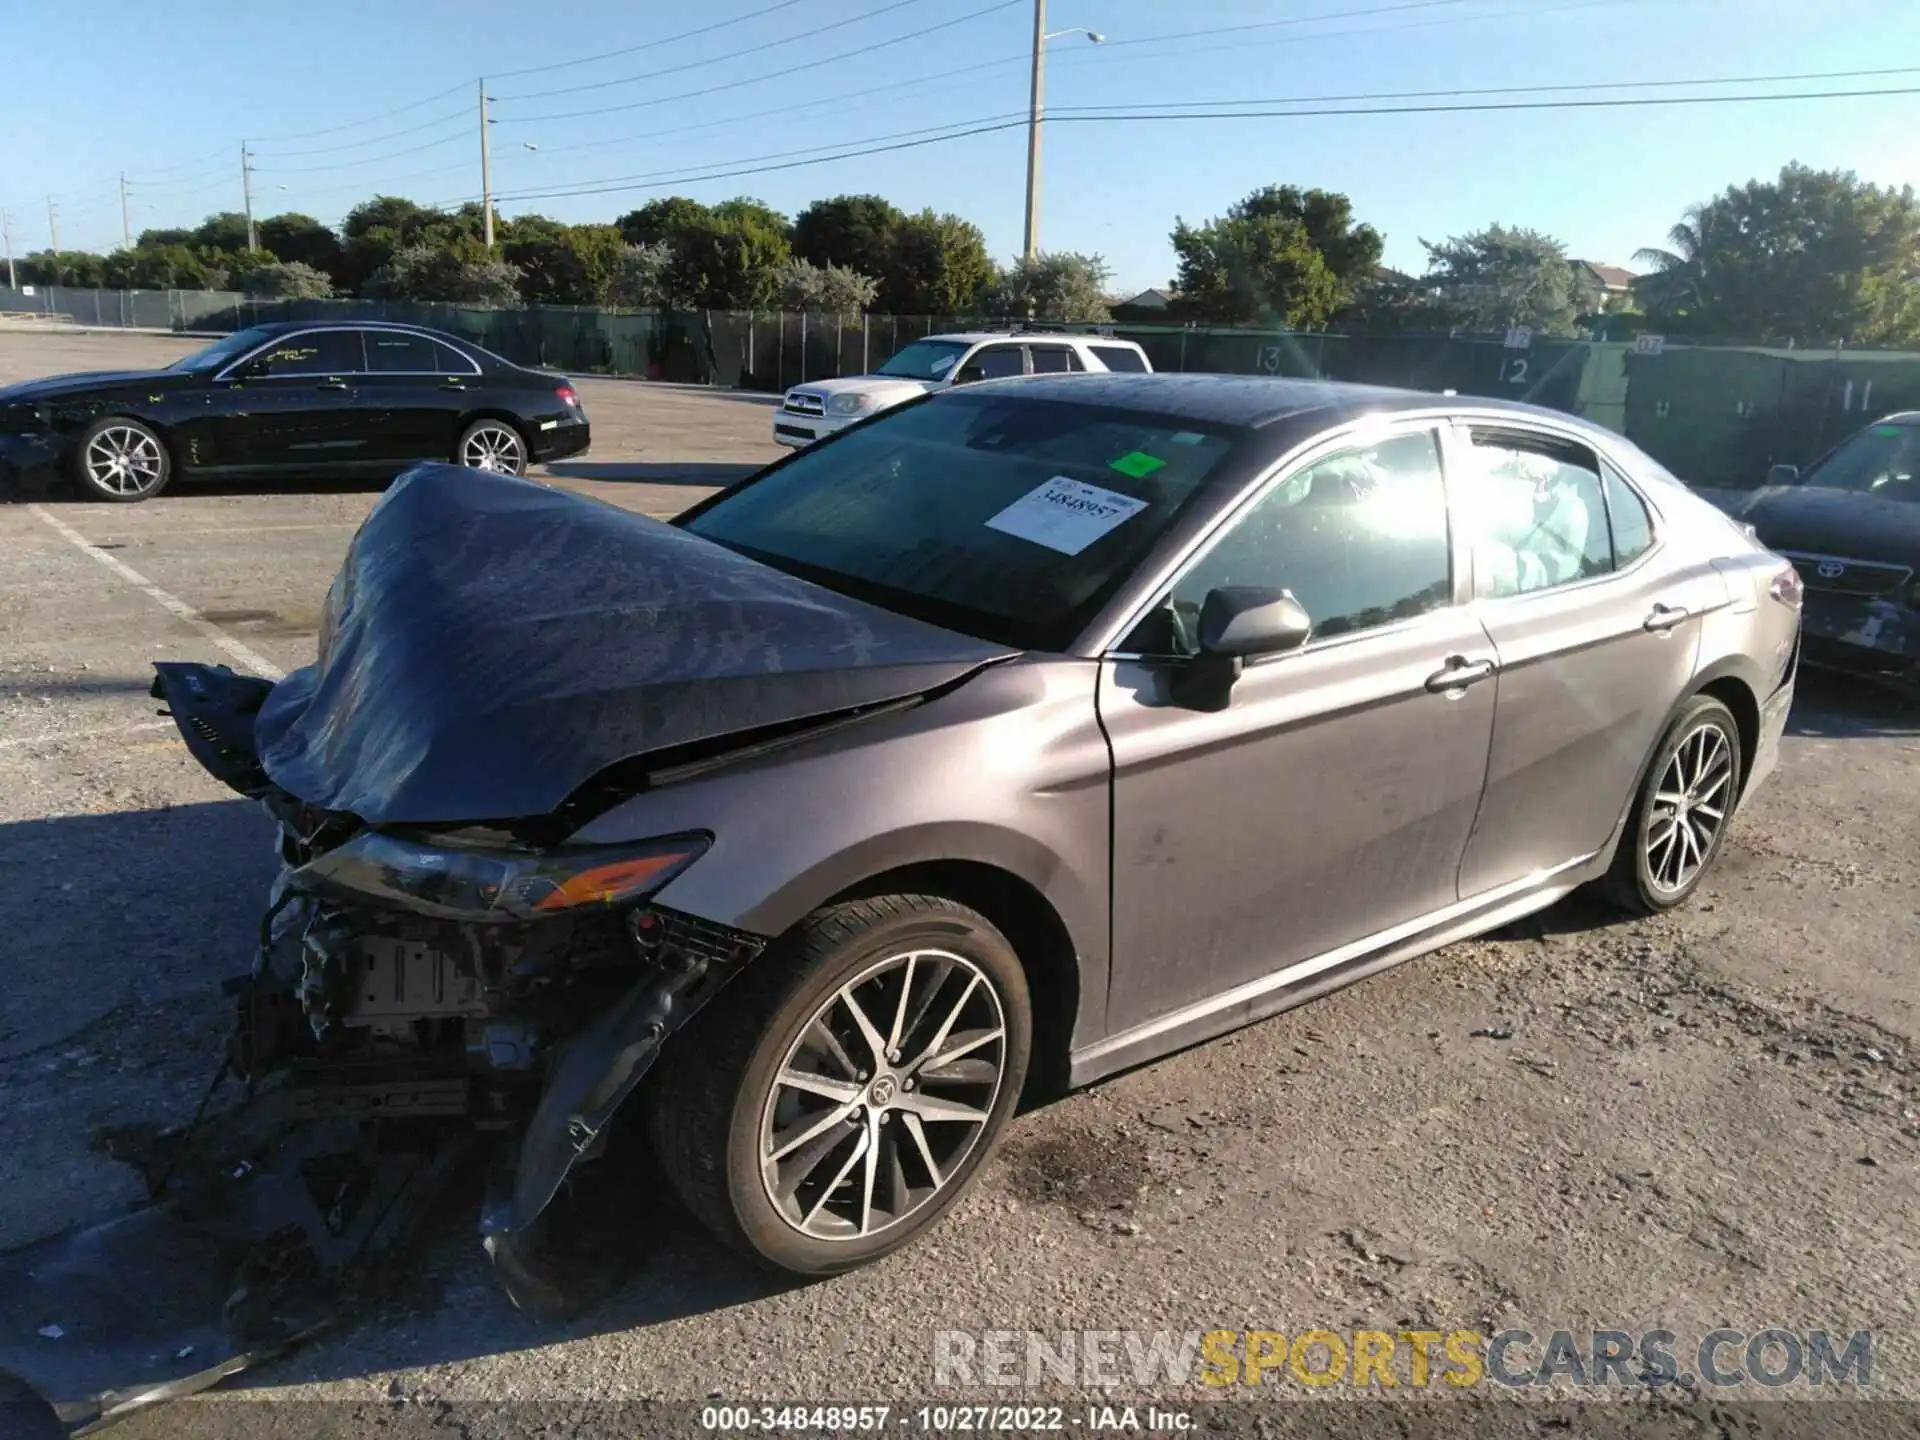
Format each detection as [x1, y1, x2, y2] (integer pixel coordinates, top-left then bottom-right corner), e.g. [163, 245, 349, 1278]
[1169, 586, 1312, 711]
[952, 364, 986, 385]
[1765, 463, 1800, 487]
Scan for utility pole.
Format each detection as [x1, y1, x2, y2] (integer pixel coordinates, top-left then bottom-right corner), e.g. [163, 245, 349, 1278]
[120, 172, 132, 249]
[47, 198, 59, 258]
[240, 143, 258, 252]
[1022, 0, 1045, 262]
[3, 209, 15, 289]
[478, 78, 494, 249]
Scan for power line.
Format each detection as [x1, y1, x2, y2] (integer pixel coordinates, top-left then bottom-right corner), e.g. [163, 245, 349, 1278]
[1093, 0, 1476, 51]
[489, 0, 811, 80]
[252, 106, 473, 160]
[245, 79, 475, 143]
[255, 129, 472, 176]
[473, 80, 1920, 207]
[495, 0, 1023, 123]
[495, 0, 934, 100]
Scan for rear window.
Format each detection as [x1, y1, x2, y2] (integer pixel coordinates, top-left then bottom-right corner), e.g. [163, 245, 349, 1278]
[1091, 344, 1149, 373]
[680, 391, 1241, 651]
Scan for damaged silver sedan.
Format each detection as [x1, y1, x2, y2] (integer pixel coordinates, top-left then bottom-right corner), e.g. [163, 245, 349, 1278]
[5, 374, 1802, 1423]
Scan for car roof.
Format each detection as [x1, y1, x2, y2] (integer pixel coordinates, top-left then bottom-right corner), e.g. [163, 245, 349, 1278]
[975, 372, 1592, 431]
[921, 330, 1142, 346]
[245, 319, 452, 339]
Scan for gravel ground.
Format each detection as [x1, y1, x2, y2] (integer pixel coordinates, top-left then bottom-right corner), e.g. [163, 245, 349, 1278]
[3, 332, 1920, 1438]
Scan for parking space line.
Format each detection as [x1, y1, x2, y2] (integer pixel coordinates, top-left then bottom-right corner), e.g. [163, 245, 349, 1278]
[26, 505, 287, 681]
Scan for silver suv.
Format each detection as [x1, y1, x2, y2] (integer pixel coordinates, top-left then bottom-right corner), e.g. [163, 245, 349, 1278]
[772, 330, 1153, 447]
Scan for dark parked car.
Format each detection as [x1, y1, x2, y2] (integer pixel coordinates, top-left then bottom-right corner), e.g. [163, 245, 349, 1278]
[0, 320, 589, 501]
[1736, 413, 1920, 687]
[141, 375, 1798, 1314]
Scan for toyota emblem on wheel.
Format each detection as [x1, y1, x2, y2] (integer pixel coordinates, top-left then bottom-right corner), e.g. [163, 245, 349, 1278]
[1817, 560, 1846, 579]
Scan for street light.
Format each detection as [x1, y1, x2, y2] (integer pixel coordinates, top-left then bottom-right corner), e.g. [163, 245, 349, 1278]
[1023, 2, 1104, 261]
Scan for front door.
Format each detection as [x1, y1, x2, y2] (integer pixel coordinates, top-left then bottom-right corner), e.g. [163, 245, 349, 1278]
[1100, 423, 1499, 1034]
[1449, 422, 1715, 895]
[213, 329, 370, 471]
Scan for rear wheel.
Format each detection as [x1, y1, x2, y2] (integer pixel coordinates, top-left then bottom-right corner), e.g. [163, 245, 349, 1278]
[71, 416, 171, 501]
[455, 419, 527, 475]
[645, 895, 1031, 1276]
[1602, 694, 1743, 914]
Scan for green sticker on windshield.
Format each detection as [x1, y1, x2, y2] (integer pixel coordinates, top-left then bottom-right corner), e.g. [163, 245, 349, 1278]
[1875, 424, 1904, 437]
[1109, 450, 1166, 479]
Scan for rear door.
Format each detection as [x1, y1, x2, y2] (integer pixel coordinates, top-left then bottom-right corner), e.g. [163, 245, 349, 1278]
[213, 329, 371, 471]
[357, 330, 477, 463]
[1450, 421, 1719, 895]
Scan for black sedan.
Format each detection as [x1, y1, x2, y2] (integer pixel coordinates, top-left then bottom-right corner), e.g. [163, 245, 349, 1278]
[1737, 412, 1920, 687]
[0, 320, 590, 502]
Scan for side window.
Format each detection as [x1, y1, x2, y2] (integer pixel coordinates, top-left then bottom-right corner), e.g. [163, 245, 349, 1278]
[1602, 463, 1655, 566]
[362, 331, 440, 373]
[242, 330, 365, 378]
[1091, 344, 1148, 373]
[1027, 345, 1080, 374]
[1131, 429, 1452, 654]
[433, 339, 480, 374]
[1463, 428, 1612, 597]
[962, 345, 1025, 381]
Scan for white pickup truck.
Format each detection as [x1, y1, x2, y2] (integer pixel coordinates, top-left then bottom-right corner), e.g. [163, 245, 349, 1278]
[772, 330, 1154, 448]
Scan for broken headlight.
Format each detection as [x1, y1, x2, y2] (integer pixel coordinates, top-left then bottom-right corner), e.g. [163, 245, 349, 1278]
[294, 829, 711, 922]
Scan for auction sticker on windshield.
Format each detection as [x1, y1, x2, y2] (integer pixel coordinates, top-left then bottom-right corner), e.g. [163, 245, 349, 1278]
[986, 476, 1150, 555]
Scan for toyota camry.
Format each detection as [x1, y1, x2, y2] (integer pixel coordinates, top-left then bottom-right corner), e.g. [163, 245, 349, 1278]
[142, 373, 1799, 1315]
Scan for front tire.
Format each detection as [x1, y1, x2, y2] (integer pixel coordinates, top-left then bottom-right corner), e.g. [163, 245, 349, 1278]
[1602, 694, 1744, 914]
[71, 416, 171, 501]
[645, 895, 1031, 1276]
[455, 419, 528, 475]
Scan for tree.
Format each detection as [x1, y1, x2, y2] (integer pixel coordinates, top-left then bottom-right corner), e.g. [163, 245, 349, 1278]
[191, 212, 253, 254]
[885, 209, 993, 313]
[17, 250, 108, 286]
[257, 213, 342, 275]
[504, 221, 628, 304]
[776, 258, 880, 314]
[984, 252, 1113, 321]
[237, 260, 335, 299]
[1420, 225, 1580, 335]
[1170, 185, 1383, 327]
[101, 244, 230, 290]
[1633, 164, 1920, 344]
[604, 242, 671, 308]
[615, 196, 713, 247]
[792, 194, 905, 282]
[365, 241, 521, 305]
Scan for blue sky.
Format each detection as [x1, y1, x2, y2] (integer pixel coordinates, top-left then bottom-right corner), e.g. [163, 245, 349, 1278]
[5, 0, 1920, 293]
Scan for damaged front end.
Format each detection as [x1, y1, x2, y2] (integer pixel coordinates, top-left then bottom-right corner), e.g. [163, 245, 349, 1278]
[1, 664, 766, 1429]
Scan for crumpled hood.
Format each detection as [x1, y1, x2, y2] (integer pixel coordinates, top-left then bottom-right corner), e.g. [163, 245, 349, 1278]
[0, 369, 188, 402]
[254, 465, 1014, 826]
[1736, 485, 1920, 566]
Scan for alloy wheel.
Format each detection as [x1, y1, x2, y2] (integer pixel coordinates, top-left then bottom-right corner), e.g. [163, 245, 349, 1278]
[461, 423, 525, 473]
[1645, 720, 1735, 894]
[83, 425, 165, 497]
[758, 949, 1007, 1242]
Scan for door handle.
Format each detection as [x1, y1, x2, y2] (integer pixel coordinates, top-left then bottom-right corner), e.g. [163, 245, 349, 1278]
[315, 379, 350, 391]
[1425, 656, 1496, 693]
[440, 380, 468, 391]
[1643, 602, 1691, 633]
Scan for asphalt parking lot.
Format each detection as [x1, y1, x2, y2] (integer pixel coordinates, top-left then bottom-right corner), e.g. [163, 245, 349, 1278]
[4, 330, 1920, 1436]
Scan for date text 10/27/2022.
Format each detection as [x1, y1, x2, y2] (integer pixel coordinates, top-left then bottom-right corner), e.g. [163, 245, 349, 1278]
[698, 1405, 1194, 1432]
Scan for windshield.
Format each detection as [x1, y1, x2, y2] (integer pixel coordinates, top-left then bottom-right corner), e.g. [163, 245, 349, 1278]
[169, 327, 275, 372]
[1804, 421, 1920, 503]
[874, 339, 971, 381]
[680, 390, 1241, 651]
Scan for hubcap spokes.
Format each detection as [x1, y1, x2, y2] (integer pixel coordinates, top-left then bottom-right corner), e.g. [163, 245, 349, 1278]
[1646, 722, 1733, 893]
[85, 427, 163, 496]
[463, 426, 523, 473]
[760, 949, 1006, 1242]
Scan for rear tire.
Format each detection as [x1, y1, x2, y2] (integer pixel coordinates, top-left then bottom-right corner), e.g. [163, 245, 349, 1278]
[1601, 694, 1743, 914]
[645, 895, 1031, 1276]
[70, 416, 172, 501]
[455, 419, 528, 475]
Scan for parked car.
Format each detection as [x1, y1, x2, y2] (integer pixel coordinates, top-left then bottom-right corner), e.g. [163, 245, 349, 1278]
[771, 330, 1152, 448]
[153, 374, 1798, 1307]
[1734, 412, 1920, 688]
[0, 320, 589, 502]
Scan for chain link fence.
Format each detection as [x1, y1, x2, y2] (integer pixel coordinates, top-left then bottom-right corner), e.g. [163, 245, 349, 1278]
[3, 284, 1911, 489]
